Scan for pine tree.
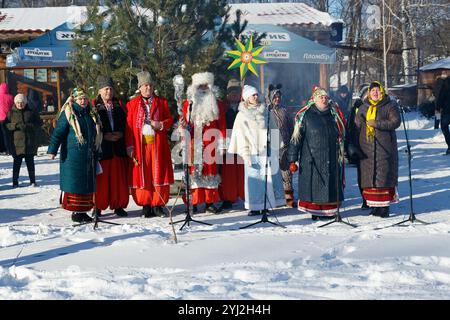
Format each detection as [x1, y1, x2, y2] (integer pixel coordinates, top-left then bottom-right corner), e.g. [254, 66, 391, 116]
[68, 0, 247, 114]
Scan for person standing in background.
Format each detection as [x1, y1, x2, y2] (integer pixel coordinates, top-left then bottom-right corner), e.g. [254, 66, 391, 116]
[5, 93, 42, 188]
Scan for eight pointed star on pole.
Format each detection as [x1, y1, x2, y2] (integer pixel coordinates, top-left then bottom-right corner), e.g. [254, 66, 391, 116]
[226, 35, 267, 79]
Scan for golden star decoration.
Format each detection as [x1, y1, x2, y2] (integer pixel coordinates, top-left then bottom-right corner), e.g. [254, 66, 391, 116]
[226, 35, 266, 79]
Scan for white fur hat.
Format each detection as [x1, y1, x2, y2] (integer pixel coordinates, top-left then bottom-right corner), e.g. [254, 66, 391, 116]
[14, 93, 27, 104]
[191, 72, 214, 87]
[242, 85, 258, 101]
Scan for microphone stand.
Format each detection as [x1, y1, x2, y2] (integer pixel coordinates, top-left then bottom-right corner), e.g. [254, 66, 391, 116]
[391, 103, 428, 227]
[171, 101, 212, 230]
[319, 133, 357, 228]
[241, 103, 285, 229]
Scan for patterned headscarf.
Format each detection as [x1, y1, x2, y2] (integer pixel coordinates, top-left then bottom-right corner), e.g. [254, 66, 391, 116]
[59, 87, 102, 149]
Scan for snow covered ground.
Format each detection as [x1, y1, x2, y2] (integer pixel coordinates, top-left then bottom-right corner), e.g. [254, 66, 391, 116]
[1, 111, 450, 300]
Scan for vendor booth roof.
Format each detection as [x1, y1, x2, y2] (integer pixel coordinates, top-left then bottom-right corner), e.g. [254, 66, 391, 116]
[243, 24, 336, 64]
[6, 22, 74, 68]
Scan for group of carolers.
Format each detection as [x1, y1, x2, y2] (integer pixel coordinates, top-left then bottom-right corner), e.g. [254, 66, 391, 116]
[47, 70, 400, 223]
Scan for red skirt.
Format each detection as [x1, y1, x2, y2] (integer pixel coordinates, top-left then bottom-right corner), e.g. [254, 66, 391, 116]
[62, 192, 94, 212]
[363, 187, 398, 207]
[298, 201, 339, 217]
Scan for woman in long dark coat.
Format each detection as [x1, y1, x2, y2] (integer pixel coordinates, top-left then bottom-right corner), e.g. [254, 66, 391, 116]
[5, 94, 42, 187]
[288, 87, 346, 220]
[47, 88, 102, 223]
[354, 81, 401, 218]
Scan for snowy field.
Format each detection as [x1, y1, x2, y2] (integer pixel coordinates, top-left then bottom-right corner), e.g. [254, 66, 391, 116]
[1, 111, 450, 300]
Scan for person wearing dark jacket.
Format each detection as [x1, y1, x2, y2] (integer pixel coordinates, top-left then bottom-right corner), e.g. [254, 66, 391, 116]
[345, 86, 369, 209]
[333, 85, 352, 120]
[268, 85, 295, 207]
[354, 81, 401, 218]
[27, 88, 43, 113]
[288, 86, 346, 220]
[218, 78, 245, 211]
[93, 76, 129, 217]
[5, 94, 42, 187]
[47, 88, 102, 223]
[435, 76, 450, 154]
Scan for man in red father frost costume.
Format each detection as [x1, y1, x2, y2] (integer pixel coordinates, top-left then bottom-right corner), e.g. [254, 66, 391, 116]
[181, 72, 226, 214]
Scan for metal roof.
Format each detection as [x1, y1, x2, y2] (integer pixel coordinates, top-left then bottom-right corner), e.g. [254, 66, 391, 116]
[228, 3, 342, 27]
[0, 6, 86, 33]
[420, 57, 450, 71]
[0, 3, 340, 35]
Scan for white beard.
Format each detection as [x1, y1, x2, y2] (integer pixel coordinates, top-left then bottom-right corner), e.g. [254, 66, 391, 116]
[188, 88, 219, 127]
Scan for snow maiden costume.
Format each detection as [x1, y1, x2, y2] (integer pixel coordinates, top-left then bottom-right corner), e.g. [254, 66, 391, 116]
[287, 86, 346, 220]
[228, 85, 285, 214]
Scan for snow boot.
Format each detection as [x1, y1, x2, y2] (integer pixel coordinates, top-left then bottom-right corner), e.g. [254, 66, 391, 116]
[218, 200, 233, 211]
[205, 203, 221, 214]
[153, 206, 165, 217]
[71, 212, 93, 223]
[114, 208, 128, 217]
[370, 207, 380, 216]
[142, 205, 156, 218]
[248, 210, 261, 216]
[361, 199, 369, 210]
[92, 208, 102, 217]
[378, 207, 390, 218]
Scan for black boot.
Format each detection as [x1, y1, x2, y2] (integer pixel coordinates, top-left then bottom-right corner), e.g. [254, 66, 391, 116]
[378, 206, 390, 218]
[218, 200, 232, 211]
[71, 212, 93, 223]
[153, 206, 165, 217]
[92, 208, 102, 217]
[142, 205, 156, 218]
[361, 200, 369, 210]
[205, 203, 221, 214]
[370, 207, 380, 216]
[114, 208, 128, 217]
[248, 210, 261, 216]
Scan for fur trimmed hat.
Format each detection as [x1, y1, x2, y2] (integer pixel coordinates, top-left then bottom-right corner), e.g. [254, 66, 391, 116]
[191, 72, 214, 88]
[137, 71, 153, 88]
[226, 78, 240, 94]
[242, 85, 258, 102]
[14, 93, 27, 104]
[97, 75, 114, 90]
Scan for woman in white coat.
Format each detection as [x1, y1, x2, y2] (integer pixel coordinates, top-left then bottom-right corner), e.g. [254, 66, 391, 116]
[228, 85, 285, 215]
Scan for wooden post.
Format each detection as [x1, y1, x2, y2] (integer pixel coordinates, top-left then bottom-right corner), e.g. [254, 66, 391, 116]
[320, 64, 328, 89]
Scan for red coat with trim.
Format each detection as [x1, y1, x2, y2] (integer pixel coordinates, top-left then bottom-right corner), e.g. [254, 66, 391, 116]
[125, 94, 174, 188]
[181, 99, 226, 189]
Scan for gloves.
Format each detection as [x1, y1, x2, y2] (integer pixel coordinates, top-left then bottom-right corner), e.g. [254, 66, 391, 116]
[289, 163, 298, 173]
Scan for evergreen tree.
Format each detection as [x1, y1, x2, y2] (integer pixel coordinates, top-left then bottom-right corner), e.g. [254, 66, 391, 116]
[68, 0, 247, 114]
